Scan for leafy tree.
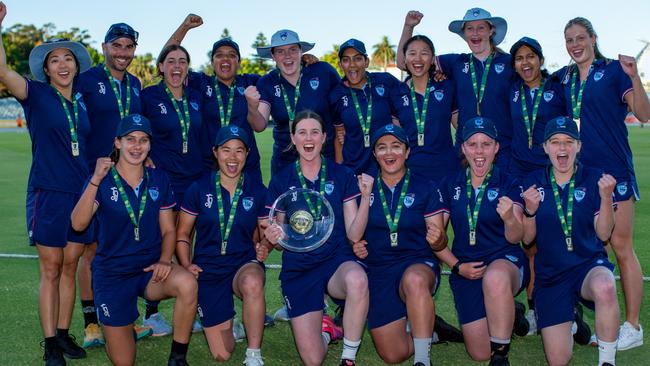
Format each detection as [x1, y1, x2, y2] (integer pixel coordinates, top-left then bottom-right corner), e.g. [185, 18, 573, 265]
[250, 32, 271, 74]
[127, 53, 159, 87]
[322, 44, 342, 76]
[371, 36, 396, 71]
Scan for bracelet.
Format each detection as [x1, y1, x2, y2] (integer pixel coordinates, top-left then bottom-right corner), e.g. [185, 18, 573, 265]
[176, 239, 191, 245]
[451, 261, 461, 275]
[523, 207, 537, 218]
[89, 180, 99, 187]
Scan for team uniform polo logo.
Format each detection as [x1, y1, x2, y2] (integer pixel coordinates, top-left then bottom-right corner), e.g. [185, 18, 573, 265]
[434, 89, 444, 102]
[237, 86, 245, 95]
[594, 70, 604, 82]
[617, 182, 628, 196]
[242, 197, 254, 211]
[487, 189, 499, 202]
[342, 96, 349, 107]
[274, 85, 281, 98]
[403, 194, 415, 208]
[462, 62, 470, 74]
[98, 82, 106, 95]
[324, 181, 335, 195]
[205, 85, 213, 97]
[543, 91, 554, 102]
[132, 87, 140, 97]
[574, 188, 586, 202]
[149, 187, 159, 201]
[401, 95, 409, 106]
[205, 194, 213, 208]
[513, 90, 519, 102]
[158, 103, 167, 114]
[190, 102, 199, 111]
[494, 63, 505, 74]
[537, 187, 545, 202]
[453, 186, 461, 201]
[309, 78, 319, 90]
[369, 192, 374, 207]
[110, 187, 119, 202]
[375, 85, 385, 96]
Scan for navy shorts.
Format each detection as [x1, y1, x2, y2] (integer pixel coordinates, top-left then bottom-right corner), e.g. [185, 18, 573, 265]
[197, 259, 264, 327]
[613, 177, 640, 202]
[26, 189, 93, 247]
[367, 257, 440, 329]
[281, 253, 357, 318]
[93, 269, 153, 327]
[449, 247, 529, 325]
[535, 257, 614, 329]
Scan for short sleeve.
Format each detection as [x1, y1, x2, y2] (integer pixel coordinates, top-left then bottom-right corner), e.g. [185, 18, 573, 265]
[342, 168, 361, 202]
[423, 181, 445, 217]
[505, 176, 525, 206]
[614, 61, 633, 103]
[257, 74, 273, 105]
[180, 179, 201, 215]
[158, 170, 177, 210]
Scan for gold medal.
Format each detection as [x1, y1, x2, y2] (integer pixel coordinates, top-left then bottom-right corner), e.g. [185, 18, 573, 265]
[71, 142, 79, 156]
[182, 141, 188, 154]
[134, 227, 140, 241]
[390, 232, 398, 247]
[417, 133, 424, 146]
[221, 241, 227, 255]
[364, 134, 370, 147]
[469, 231, 476, 246]
[565, 237, 573, 251]
[290, 210, 314, 235]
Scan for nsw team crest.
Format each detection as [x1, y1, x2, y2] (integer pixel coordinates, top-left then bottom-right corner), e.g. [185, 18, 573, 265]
[617, 182, 628, 196]
[190, 102, 199, 111]
[594, 71, 604, 81]
[487, 189, 499, 202]
[375, 85, 385, 96]
[237, 86, 245, 95]
[574, 188, 586, 202]
[403, 194, 415, 208]
[434, 89, 444, 101]
[149, 187, 159, 201]
[543, 91, 554, 102]
[494, 63, 505, 74]
[242, 197, 254, 211]
[133, 87, 140, 97]
[310, 78, 319, 90]
[325, 181, 335, 195]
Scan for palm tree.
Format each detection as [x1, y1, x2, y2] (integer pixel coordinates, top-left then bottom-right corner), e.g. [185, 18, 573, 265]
[372, 36, 396, 71]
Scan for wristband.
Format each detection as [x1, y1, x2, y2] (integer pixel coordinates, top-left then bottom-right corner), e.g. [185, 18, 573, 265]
[176, 239, 191, 245]
[523, 207, 537, 218]
[89, 180, 100, 187]
[452, 261, 461, 275]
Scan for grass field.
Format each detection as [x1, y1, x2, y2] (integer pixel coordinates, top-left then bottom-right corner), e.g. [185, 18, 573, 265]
[1, 128, 649, 365]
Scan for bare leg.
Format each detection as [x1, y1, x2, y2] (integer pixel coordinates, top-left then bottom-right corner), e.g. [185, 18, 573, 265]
[57, 242, 84, 329]
[290, 310, 327, 366]
[233, 262, 265, 349]
[103, 325, 136, 366]
[202, 320, 235, 361]
[37, 245, 63, 337]
[482, 259, 520, 340]
[369, 319, 413, 364]
[327, 261, 368, 342]
[540, 322, 573, 366]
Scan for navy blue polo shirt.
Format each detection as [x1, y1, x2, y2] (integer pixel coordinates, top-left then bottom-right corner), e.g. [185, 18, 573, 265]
[508, 78, 566, 176]
[93, 167, 176, 274]
[440, 167, 523, 262]
[257, 62, 341, 173]
[363, 172, 444, 269]
[554, 60, 634, 180]
[265, 158, 360, 276]
[142, 82, 207, 196]
[330, 72, 400, 174]
[392, 78, 459, 181]
[77, 65, 143, 171]
[438, 53, 513, 160]
[19, 79, 90, 193]
[524, 165, 609, 283]
[181, 171, 267, 276]
[188, 72, 262, 179]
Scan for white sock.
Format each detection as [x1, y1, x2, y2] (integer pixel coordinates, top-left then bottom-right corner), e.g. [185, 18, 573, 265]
[597, 339, 616, 366]
[413, 337, 432, 366]
[341, 338, 361, 361]
[321, 331, 331, 348]
[245, 348, 261, 358]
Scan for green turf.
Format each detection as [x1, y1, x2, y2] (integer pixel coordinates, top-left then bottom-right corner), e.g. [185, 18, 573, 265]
[1, 128, 649, 365]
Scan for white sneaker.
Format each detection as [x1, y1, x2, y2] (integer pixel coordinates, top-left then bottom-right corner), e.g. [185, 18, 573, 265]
[618, 321, 643, 351]
[273, 305, 290, 322]
[525, 309, 537, 336]
[233, 319, 246, 342]
[243, 349, 264, 366]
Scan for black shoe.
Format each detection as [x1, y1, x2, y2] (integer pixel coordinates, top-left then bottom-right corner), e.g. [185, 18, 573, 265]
[168, 352, 189, 366]
[413, 363, 427, 366]
[55, 333, 86, 359]
[489, 354, 510, 366]
[512, 301, 530, 337]
[573, 304, 591, 345]
[42, 341, 66, 366]
[340, 359, 355, 366]
[434, 315, 464, 343]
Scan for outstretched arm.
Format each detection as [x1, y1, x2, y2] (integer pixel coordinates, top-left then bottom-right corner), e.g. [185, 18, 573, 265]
[164, 13, 203, 48]
[0, 2, 27, 100]
[396, 10, 423, 71]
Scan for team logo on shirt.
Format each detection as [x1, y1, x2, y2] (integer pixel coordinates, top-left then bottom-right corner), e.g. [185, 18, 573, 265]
[594, 70, 604, 82]
[462, 62, 470, 74]
[310, 78, 319, 90]
[369, 192, 374, 206]
[537, 187, 545, 202]
[237, 86, 246, 95]
[487, 188, 499, 201]
[429, 85, 436, 92]
[403, 194, 415, 208]
[98, 82, 106, 95]
[437, 189, 444, 203]
[242, 197, 254, 211]
[617, 182, 628, 196]
[110, 187, 119, 202]
[453, 186, 461, 201]
[512, 90, 519, 102]
[205, 85, 213, 97]
[149, 187, 159, 201]
[562, 73, 571, 85]
[205, 194, 213, 208]
[574, 188, 586, 202]
[375, 85, 385, 96]
[158, 103, 167, 114]
[505, 254, 519, 263]
[190, 102, 199, 111]
[274, 85, 281, 97]
[543, 91, 554, 102]
[494, 63, 505, 74]
[402, 95, 409, 106]
[342, 95, 349, 107]
[434, 89, 444, 101]
[324, 181, 335, 195]
[133, 87, 140, 97]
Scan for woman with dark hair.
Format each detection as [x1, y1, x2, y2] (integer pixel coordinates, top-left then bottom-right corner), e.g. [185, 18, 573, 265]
[263, 110, 372, 366]
[393, 34, 458, 181]
[555, 16, 650, 350]
[71, 114, 197, 366]
[329, 38, 401, 175]
[0, 3, 92, 363]
[397, 9, 514, 171]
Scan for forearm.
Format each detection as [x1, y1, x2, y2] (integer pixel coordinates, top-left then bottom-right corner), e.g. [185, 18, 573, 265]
[70, 184, 99, 231]
[0, 26, 27, 99]
[503, 213, 524, 243]
[522, 217, 537, 245]
[247, 105, 268, 132]
[396, 23, 415, 70]
[630, 75, 650, 122]
[334, 136, 343, 164]
[164, 23, 190, 48]
[345, 197, 370, 242]
[433, 247, 458, 267]
[595, 199, 615, 241]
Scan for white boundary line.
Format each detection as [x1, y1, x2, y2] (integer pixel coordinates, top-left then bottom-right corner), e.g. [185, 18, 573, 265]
[3, 253, 649, 281]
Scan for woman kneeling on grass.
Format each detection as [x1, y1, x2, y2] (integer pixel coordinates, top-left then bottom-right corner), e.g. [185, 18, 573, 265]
[71, 114, 197, 366]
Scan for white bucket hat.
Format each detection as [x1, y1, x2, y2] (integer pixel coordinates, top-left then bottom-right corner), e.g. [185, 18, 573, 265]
[28, 38, 91, 82]
[448, 8, 508, 46]
[257, 29, 314, 59]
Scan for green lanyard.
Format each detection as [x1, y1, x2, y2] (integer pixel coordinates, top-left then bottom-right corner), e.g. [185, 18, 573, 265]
[215, 171, 244, 255]
[469, 55, 494, 116]
[466, 167, 493, 246]
[519, 79, 546, 149]
[349, 75, 373, 147]
[52, 87, 80, 156]
[215, 79, 235, 125]
[103, 64, 131, 119]
[295, 157, 327, 218]
[410, 78, 430, 146]
[279, 69, 302, 122]
[377, 169, 411, 247]
[163, 85, 191, 154]
[550, 167, 575, 252]
[111, 166, 148, 241]
[570, 63, 594, 130]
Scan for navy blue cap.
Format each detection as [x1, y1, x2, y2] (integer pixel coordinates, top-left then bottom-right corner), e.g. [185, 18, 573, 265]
[116, 114, 152, 137]
[338, 38, 367, 59]
[462, 117, 498, 142]
[371, 124, 409, 147]
[510, 36, 544, 61]
[211, 38, 241, 59]
[104, 23, 138, 44]
[214, 125, 250, 150]
[544, 116, 580, 141]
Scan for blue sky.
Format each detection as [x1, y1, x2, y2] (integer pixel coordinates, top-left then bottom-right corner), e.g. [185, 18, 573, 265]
[5, 0, 650, 72]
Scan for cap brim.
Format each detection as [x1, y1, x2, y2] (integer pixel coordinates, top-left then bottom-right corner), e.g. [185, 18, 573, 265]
[29, 41, 92, 82]
[257, 41, 315, 59]
[448, 16, 507, 46]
